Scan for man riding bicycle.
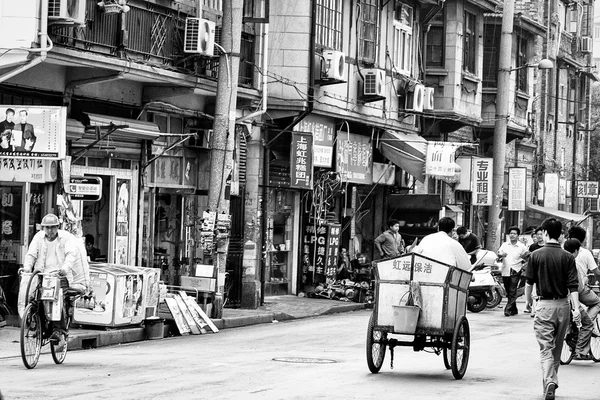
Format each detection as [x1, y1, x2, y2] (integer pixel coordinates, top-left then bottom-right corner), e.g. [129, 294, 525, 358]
[22, 213, 90, 342]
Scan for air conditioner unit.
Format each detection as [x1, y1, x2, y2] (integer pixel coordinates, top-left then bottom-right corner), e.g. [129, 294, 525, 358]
[405, 84, 425, 112]
[185, 129, 212, 149]
[423, 87, 435, 110]
[581, 36, 592, 53]
[184, 18, 216, 56]
[363, 69, 385, 97]
[322, 50, 346, 81]
[48, 0, 86, 25]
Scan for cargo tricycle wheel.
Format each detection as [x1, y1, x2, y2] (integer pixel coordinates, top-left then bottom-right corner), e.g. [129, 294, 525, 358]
[366, 312, 387, 373]
[450, 316, 470, 379]
[442, 347, 451, 370]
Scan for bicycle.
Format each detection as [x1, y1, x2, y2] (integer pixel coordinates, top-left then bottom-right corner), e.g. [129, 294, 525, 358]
[560, 283, 600, 365]
[19, 270, 84, 369]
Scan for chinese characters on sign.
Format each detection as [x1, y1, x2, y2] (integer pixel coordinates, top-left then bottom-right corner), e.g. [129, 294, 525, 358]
[290, 132, 313, 189]
[576, 181, 599, 198]
[508, 167, 526, 211]
[325, 223, 341, 277]
[0, 158, 57, 182]
[154, 156, 182, 185]
[544, 173, 559, 209]
[472, 158, 493, 206]
[336, 132, 373, 184]
[425, 141, 460, 177]
[295, 117, 334, 167]
[302, 223, 341, 282]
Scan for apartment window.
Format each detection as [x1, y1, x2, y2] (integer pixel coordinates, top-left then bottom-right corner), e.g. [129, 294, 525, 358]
[425, 9, 443, 68]
[316, 0, 343, 50]
[516, 35, 528, 92]
[393, 2, 414, 73]
[360, 0, 378, 63]
[463, 12, 477, 74]
[482, 24, 500, 87]
[595, 26, 600, 39]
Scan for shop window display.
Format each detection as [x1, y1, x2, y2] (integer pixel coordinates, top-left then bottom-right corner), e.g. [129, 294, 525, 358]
[265, 190, 294, 296]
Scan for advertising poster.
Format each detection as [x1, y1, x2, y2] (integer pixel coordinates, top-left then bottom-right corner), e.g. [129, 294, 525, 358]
[508, 167, 526, 211]
[115, 179, 130, 264]
[0, 158, 58, 182]
[336, 132, 373, 184]
[73, 271, 113, 325]
[0, 105, 66, 159]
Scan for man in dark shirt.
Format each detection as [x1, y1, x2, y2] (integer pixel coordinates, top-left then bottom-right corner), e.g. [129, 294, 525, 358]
[529, 226, 544, 252]
[524, 218, 581, 400]
[456, 226, 481, 264]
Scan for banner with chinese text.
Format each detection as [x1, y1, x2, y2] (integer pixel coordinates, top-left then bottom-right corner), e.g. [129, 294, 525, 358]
[0, 158, 58, 182]
[0, 105, 66, 159]
[544, 173, 559, 209]
[576, 181, 599, 198]
[425, 141, 460, 177]
[508, 167, 526, 211]
[290, 132, 313, 189]
[294, 116, 334, 167]
[472, 158, 493, 206]
[336, 132, 373, 184]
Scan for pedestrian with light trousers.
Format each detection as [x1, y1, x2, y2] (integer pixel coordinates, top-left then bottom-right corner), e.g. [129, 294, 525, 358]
[497, 226, 529, 316]
[523, 218, 581, 400]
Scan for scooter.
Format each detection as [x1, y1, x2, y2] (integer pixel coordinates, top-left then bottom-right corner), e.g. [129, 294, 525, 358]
[467, 249, 505, 312]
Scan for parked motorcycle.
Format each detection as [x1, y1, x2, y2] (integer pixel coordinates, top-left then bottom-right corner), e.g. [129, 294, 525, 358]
[467, 249, 505, 312]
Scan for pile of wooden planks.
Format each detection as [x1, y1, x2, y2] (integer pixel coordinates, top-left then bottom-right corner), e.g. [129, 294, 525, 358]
[162, 291, 219, 335]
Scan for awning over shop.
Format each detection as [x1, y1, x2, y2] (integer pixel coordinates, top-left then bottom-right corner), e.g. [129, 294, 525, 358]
[388, 194, 442, 211]
[525, 203, 588, 223]
[85, 113, 161, 141]
[379, 130, 427, 182]
[445, 204, 463, 213]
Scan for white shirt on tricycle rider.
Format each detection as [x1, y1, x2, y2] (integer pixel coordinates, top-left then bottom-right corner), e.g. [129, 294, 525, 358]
[24, 229, 90, 290]
[412, 231, 471, 271]
[497, 240, 528, 277]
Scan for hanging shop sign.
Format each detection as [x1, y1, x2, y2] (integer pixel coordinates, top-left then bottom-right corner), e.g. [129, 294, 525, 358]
[576, 181, 599, 198]
[425, 141, 460, 177]
[0, 105, 66, 159]
[0, 158, 58, 183]
[508, 167, 527, 211]
[290, 132, 313, 189]
[472, 158, 493, 206]
[295, 117, 334, 167]
[69, 176, 102, 201]
[325, 223, 341, 277]
[0, 185, 22, 262]
[544, 173, 559, 209]
[559, 178, 567, 204]
[336, 132, 373, 184]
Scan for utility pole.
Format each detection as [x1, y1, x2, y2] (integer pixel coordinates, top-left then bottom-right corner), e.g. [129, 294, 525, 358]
[487, 0, 514, 251]
[208, 0, 243, 318]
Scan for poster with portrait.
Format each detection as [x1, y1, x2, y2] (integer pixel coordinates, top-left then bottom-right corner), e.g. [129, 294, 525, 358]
[0, 105, 66, 159]
[114, 179, 130, 264]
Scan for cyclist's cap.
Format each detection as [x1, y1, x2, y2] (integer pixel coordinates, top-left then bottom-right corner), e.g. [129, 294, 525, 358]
[41, 213, 60, 227]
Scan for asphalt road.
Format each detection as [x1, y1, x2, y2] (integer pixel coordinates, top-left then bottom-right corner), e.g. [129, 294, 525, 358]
[0, 306, 598, 400]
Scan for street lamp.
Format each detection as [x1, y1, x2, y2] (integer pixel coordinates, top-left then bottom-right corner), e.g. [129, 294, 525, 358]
[509, 58, 554, 72]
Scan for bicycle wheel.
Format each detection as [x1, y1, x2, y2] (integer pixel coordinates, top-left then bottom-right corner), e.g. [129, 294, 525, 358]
[451, 316, 470, 380]
[560, 338, 574, 365]
[366, 312, 387, 373]
[51, 333, 68, 364]
[20, 303, 42, 369]
[590, 317, 600, 362]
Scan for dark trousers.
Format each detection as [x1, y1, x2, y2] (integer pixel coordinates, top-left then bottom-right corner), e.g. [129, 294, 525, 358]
[503, 274, 520, 315]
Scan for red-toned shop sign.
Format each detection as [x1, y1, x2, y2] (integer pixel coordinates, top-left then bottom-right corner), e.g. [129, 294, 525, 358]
[290, 132, 313, 189]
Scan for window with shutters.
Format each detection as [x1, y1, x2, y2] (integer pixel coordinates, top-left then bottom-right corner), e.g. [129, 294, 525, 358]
[393, 2, 413, 73]
[463, 12, 476, 74]
[316, 0, 343, 50]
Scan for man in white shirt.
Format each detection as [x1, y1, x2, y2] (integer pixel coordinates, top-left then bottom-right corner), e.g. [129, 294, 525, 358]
[412, 217, 471, 271]
[497, 226, 530, 316]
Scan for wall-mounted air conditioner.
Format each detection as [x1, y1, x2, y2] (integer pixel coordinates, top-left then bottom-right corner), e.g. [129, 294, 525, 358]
[581, 37, 592, 53]
[48, 0, 86, 25]
[363, 69, 385, 97]
[184, 18, 216, 56]
[321, 50, 346, 81]
[423, 87, 435, 110]
[185, 129, 212, 149]
[405, 84, 424, 112]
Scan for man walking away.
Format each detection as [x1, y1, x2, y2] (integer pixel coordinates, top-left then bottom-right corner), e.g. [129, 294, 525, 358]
[524, 218, 581, 400]
[497, 226, 529, 316]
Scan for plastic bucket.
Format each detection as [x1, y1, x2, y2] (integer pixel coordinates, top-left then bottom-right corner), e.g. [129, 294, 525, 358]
[392, 305, 420, 334]
[144, 318, 165, 340]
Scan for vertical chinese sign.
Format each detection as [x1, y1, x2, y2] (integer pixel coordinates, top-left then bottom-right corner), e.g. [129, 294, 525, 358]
[302, 222, 341, 283]
[324, 223, 341, 277]
[508, 167, 526, 211]
[295, 116, 334, 167]
[0, 186, 22, 261]
[336, 132, 373, 184]
[544, 173, 559, 209]
[115, 179, 130, 265]
[290, 132, 313, 189]
[472, 158, 493, 206]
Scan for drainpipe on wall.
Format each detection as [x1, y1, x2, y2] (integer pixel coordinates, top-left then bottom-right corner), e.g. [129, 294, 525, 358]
[0, 0, 53, 84]
[259, 0, 316, 305]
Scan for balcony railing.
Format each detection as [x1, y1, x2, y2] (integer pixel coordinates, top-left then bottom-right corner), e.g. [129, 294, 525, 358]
[48, 0, 255, 87]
